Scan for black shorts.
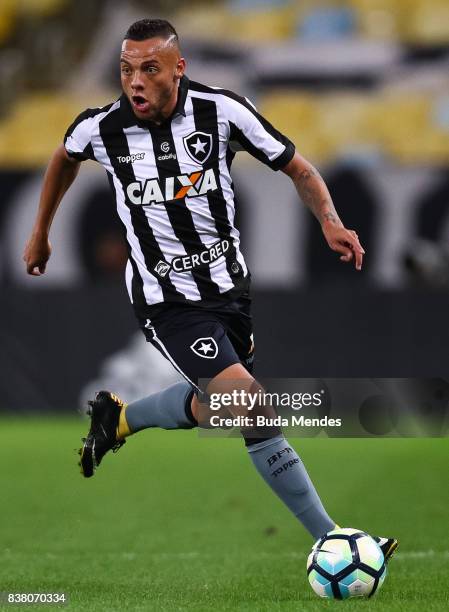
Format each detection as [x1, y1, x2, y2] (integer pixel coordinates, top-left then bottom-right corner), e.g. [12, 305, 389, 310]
[140, 295, 254, 391]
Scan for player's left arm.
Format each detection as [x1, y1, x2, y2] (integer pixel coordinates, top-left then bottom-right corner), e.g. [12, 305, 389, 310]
[282, 152, 365, 270]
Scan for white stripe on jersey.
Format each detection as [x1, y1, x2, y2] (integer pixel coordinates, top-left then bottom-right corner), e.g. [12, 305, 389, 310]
[213, 97, 248, 278]
[65, 102, 120, 160]
[123, 125, 201, 302]
[110, 173, 164, 305]
[125, 259, 133, 300]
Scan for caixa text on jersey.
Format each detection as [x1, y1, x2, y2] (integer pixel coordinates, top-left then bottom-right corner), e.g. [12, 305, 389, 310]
[126, 169, 218, 206]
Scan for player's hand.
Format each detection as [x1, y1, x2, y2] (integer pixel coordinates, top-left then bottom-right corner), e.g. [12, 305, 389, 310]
[23, 233, 52, 276]
[322, 223, 365, 271]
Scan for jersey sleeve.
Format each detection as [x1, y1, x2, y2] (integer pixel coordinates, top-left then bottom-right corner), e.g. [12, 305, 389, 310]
[63, 108, 98, 161]
[222, 93, 295, 171]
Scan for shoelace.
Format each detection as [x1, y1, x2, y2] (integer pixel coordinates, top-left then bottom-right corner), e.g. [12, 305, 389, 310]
[112, 439, 126, 453]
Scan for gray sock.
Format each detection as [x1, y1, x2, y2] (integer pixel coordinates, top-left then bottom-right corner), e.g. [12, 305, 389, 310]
[247, 436, 335, 539]
[125, 382, 196, 432]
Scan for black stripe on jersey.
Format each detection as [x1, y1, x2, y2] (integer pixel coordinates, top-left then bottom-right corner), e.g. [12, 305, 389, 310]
[191, 96, 240, 283]
[99, 108, 183, 307]
[226, 146, 236, 175]
[188, 81, 295, 170]
[65, 145, 94, 162]
[147, 123, 221, 301]
[228, 121, 295, 171]
[68, 141, 94, 162]
[64, 104, 114, 161]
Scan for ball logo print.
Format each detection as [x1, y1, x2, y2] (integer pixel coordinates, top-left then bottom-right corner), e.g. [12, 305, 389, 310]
[183, 131, 213, 165]
[190, 337, 218, 359]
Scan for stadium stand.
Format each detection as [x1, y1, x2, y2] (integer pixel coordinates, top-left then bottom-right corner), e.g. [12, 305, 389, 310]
[0, 0, 447, 166]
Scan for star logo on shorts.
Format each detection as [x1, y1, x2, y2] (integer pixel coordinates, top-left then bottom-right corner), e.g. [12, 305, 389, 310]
[190, 337, 218, 359]
[183, 131, 213, 165]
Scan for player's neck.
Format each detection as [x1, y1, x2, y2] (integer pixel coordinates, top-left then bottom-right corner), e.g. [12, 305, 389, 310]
[152, 83, 180, 126]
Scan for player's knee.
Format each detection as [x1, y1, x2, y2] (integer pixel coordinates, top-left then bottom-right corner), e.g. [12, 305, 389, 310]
[196, 367, 281, 441]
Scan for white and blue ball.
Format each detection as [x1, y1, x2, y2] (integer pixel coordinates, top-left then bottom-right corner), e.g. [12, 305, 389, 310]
[307, 528, 387, 599]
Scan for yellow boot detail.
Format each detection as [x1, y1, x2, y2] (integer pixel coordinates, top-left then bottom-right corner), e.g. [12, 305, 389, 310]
[117, 403, 131, 439]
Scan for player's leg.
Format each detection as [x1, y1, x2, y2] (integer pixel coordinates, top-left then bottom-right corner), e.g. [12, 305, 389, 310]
[78, 307, 235, 477]
[201, 297, 336, 538]
[191, 363, 336, 540]
[205, 308, 398, 553]
[80, 297, 335, 538]
[205, 367, 398, 553]
[115, 310, 241, 437]
[79, 383, 197, 477]
[112, 296, 254, 440]
[118, 382, 196, 436]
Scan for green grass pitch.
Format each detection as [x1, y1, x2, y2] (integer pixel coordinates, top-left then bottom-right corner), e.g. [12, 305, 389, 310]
[1, 417, 448, 611]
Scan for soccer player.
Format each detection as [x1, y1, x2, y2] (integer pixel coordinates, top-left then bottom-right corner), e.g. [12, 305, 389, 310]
[24, 19, 397, 558]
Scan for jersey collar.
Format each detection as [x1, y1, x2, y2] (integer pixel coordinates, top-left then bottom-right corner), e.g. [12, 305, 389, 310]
[120, 75, 189, 129]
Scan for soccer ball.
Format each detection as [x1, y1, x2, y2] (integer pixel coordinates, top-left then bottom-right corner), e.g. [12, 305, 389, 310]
[307, 528, 387, 599]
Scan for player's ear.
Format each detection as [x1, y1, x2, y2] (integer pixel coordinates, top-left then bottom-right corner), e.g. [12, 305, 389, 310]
[175, 57, 185, 79]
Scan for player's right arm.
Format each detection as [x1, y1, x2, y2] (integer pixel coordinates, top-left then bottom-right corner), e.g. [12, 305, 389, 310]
[23, 144, 81, 276]
[24, 103, 101, 276]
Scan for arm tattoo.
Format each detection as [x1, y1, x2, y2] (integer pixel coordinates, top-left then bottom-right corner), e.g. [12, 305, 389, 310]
[323, 211, 339, 224]
[293, 165, 342, 226]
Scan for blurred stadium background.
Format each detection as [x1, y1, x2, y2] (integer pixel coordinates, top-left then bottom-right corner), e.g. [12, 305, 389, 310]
[1, 0, 449, 411]
[1, 4, 448, 609]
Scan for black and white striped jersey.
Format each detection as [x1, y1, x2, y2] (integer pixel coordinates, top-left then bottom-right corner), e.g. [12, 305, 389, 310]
[64, 76, 295, 319]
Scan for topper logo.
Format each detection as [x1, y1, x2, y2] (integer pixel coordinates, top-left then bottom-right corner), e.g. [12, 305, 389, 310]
[117, 152, 145, 163]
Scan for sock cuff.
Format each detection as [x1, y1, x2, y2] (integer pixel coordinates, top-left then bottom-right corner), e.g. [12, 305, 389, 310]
[184, 388, 197, 426]
[246, 435, 285, 453]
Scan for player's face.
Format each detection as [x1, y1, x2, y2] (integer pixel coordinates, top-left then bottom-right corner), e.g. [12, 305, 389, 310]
[120, 37, 185, 122]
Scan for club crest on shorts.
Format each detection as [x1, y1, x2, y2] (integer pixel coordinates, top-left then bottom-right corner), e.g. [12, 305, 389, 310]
[183, 131, 213, 165]
[190, 336, 218, 359]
